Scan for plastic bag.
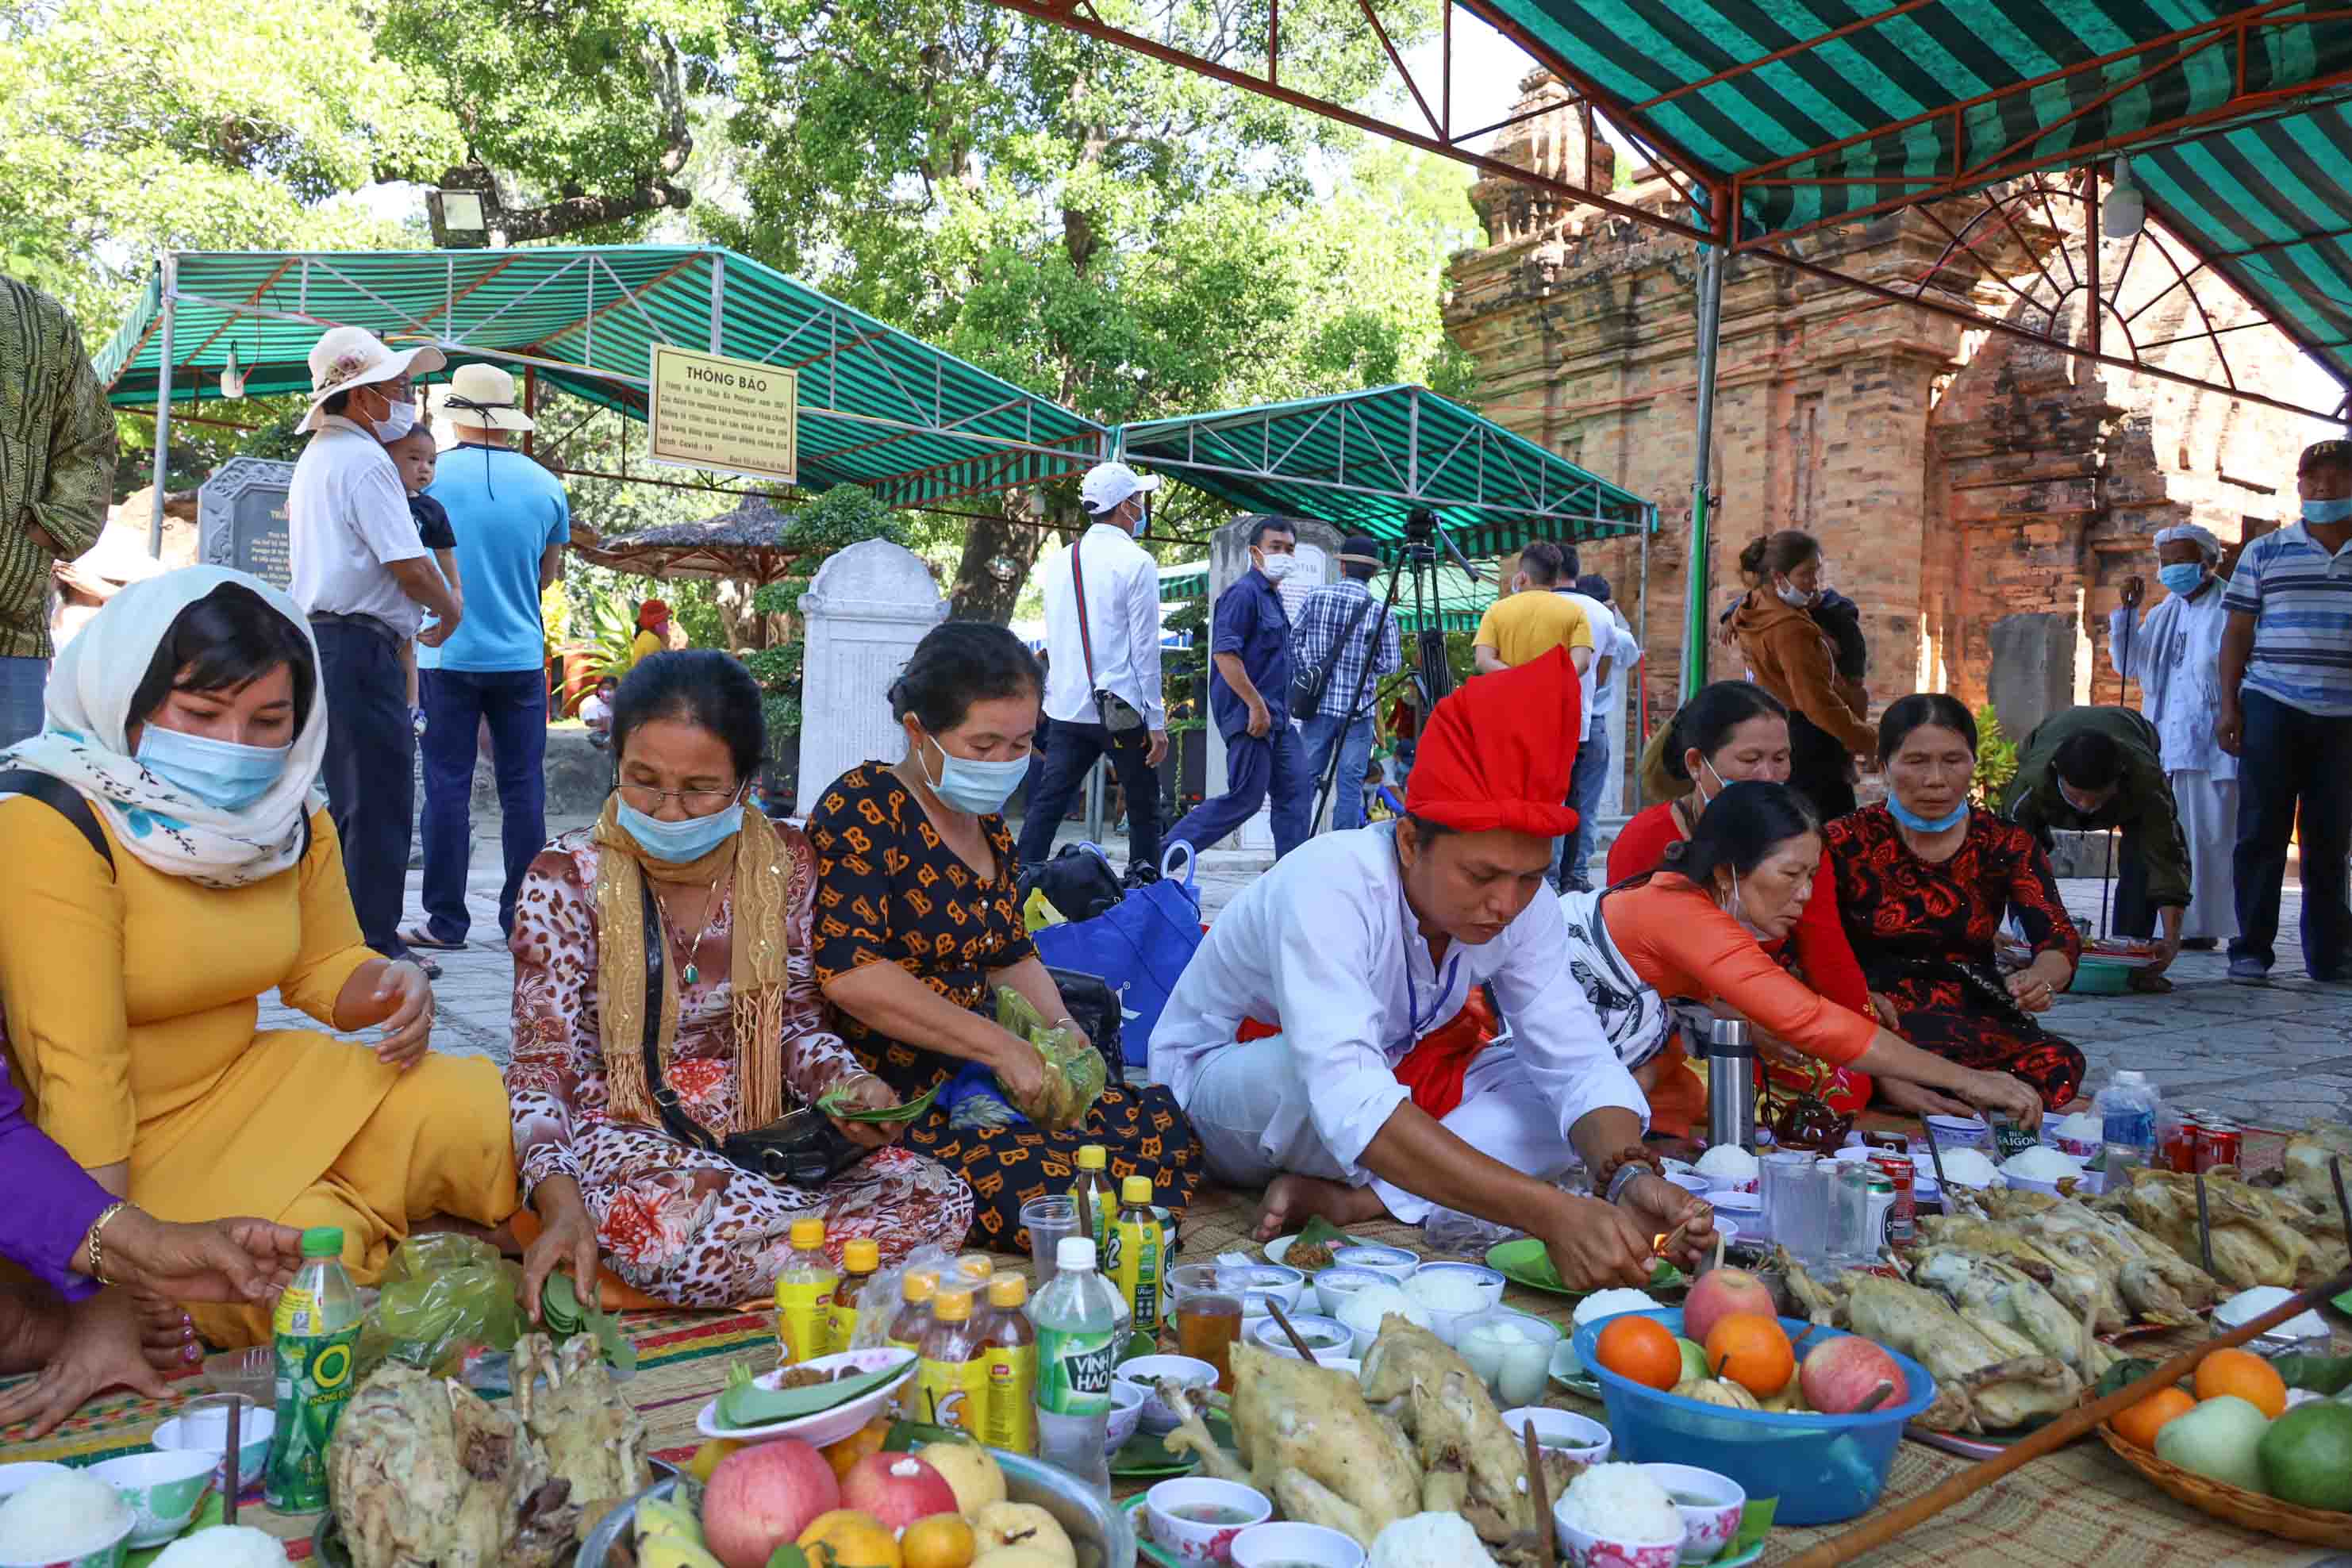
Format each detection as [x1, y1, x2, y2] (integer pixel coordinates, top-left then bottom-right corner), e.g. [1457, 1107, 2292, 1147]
[1422, 1206, 1524, 1258]
[1023, 887, 1067, 932]
[994, 984, 1107, 1131]
[357, 1233, 528, 1379]
[846, 1242, 961, 1352]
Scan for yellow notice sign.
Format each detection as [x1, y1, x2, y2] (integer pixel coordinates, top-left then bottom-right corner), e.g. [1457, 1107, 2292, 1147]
[648, 344, 798, 483]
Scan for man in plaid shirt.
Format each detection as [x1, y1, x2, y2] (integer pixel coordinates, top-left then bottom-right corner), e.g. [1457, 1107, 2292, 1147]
[1292, 535, 1402, 829]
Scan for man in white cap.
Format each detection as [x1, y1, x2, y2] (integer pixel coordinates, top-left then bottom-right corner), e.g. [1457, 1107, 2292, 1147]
[286, 326, 463, 969]
[2111, 523, 2237, 951]
[1017, 460, 1169, 874]
[399, 363, 569, 954]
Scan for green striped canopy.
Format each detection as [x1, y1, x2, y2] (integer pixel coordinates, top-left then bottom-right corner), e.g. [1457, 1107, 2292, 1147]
[1116, 385, 1654, 553]
[1479, 0, 2352, 389]
[94, 248, 1106, 508]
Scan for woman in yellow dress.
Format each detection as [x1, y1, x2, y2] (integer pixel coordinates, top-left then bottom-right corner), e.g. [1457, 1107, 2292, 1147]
[0, 567, 518, 1347]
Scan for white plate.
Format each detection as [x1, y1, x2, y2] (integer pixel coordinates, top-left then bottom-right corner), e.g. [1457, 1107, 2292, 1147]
[1262, 1232, 1361, 1269]
[696, 1348, 917, 1446]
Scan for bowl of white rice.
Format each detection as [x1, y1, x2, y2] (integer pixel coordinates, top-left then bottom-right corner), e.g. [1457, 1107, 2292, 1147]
[0, 1470, 136, 1568]
[2044, 1109, 2104, 1158]
[1913, 1145, 2000, 1190]
[1402, 1262, 1505, 1344]
[1335, 1282, 1431, 1357]
[1552, 1462, 1686, 1568]
[1693, 1145, 1761, 1193]
[1996, 1144, 2087, 1196]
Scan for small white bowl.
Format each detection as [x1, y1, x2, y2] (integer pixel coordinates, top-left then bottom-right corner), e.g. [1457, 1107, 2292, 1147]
[1312, 1267, 1388, 1317]
[1665, 1173, 1711, 1199]
[1554, 1495, 1685, 1568]
[1923, 1113, 1990, 1150]
[1658, 1156, 1697, 1176]
[1637, 1462, 1745, 1566]
[90, 1449, 220, 1547]
[1247, 1313, 1353, 1362]
[1330, 1245, 1416, 1282]
[1105, 1381, 1148, 1454]
[1405, 1262, 1506, 1344]
[152, 1399, 275, 1495]
[1231, 1521, 1364, 1568]
[1224, 1265, 1306, 1319]
[1116, 1355, 1220, 1434]
[1145, 1477, 1273, 1564]
[1501, 1405, 1611, 1465]
[0, 1462, 69, 1502]
[0, 1512, 133, 1568]
[1701, 1170, 1760, 1194]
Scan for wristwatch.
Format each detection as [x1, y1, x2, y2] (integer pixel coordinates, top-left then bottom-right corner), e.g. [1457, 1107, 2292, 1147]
[1605, 1161, 1649, 1205]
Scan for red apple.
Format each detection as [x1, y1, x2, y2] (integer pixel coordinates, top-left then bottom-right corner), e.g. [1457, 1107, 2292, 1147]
[1801, 1334, 1908, 1415]
[1683, 1266, 1777, 1348]
[842, 1451, 961, 1532]
[705, 1439, 841, 1568]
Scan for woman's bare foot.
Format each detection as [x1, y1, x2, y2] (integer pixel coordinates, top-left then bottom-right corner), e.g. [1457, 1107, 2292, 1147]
[1252, 1174, 1389, 1243]
[136, 1297, 197, 1374]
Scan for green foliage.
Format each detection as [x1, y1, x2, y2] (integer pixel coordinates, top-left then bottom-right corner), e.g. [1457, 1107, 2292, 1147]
[1971, 703, 2020, 805]
[582, 590, 640, 678]
[743, 642, 801, 690]
[777, 484, 910, 552]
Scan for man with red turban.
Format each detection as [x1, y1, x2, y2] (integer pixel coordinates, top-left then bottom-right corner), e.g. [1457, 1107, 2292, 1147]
[1151, 648, 1714, 1289]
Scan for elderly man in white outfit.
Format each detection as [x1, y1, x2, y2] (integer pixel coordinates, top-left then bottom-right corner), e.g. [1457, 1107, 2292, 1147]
[1152, 648, 1712, 1292]
[2109, 522, 2238, 946]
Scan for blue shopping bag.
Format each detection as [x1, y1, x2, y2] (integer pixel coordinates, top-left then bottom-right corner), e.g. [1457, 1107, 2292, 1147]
[1031, 843, 1205, 1068]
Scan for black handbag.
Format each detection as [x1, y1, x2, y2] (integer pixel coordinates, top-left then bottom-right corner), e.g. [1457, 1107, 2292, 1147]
[636, 881, 874, 1188]
[1045, 965, 1124, 1081]
[1293, 590, 1382, 719]
[1017, 842, 1125, 924]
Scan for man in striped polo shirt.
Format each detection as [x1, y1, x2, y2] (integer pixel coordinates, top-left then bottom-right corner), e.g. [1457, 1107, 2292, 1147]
[2216, 437, 2352, 984]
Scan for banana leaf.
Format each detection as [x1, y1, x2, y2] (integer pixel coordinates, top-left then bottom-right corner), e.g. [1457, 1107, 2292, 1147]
[882, 1419, 968, 1452]
[2092, 1359, 2162, 1400]
[717, 1354, 915, 1430]
[540, 1271, 639, 1375]
[817, 1080, 943, 1124]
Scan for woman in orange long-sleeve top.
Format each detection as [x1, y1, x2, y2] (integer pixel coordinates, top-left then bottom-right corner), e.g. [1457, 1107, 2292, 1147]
[1561, 781, 2047, 1130]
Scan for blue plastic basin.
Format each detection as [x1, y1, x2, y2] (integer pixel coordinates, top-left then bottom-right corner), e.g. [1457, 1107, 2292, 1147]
[1571, 1309, 1938, 1526]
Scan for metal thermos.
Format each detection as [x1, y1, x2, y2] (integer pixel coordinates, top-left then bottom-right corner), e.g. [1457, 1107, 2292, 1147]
[1706, 1017, 1756, 1150]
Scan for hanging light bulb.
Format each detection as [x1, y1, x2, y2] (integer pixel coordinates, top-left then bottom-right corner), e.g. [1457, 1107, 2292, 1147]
[2104, 158, 2146, 240]
[219, 342, 247, 400]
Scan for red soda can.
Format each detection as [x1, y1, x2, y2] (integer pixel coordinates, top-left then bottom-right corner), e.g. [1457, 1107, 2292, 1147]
[2164, 1116, 2203, 1174]
[2195, 1118, 2242, 1173]
[1868, 1151, 1916, 1245]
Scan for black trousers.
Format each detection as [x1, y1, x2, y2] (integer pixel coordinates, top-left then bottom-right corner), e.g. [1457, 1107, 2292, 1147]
[1015, 717, 1163, 872]
[1789, 709, 1859, 822]
[313, 620, 415, 955]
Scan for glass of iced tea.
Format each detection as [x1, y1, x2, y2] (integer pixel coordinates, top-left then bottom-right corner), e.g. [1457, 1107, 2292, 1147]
[1167, 1263, 1244, 1390]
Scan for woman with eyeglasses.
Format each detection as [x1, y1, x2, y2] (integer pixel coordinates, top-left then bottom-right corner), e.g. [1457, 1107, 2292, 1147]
[807, 621, 1203, 1253]
[508, 651, 971, 1310]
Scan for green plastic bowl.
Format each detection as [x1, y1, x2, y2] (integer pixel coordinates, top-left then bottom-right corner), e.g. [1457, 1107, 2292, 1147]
[2070, 957, 2134, 994]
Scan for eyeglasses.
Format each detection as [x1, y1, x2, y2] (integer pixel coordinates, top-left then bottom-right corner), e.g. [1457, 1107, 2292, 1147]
[618, 782, 741, 817]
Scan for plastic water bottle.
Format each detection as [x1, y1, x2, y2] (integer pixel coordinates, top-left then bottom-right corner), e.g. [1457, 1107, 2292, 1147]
[264, 1227, 363, 1512]
[1028, 1236, 1120, 1497]
[2097, 1069, 2162, 1176]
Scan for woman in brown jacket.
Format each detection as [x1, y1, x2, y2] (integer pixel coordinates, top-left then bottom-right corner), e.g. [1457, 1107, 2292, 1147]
[1727, 529, 1876, 820]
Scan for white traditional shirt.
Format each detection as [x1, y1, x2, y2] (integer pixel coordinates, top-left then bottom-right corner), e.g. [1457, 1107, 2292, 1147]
[1038, 522, 1166, 729]
[287, 415, 429, 637]
[1151, 823, 1647, 1168]
[2109, 578, 2235, 781]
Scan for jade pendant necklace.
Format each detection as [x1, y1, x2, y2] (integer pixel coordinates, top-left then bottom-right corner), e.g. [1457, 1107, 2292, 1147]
[660, 874, 731, 986]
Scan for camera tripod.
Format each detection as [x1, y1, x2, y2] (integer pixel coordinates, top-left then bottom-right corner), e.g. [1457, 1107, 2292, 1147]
[1311, 508, 1484, 827]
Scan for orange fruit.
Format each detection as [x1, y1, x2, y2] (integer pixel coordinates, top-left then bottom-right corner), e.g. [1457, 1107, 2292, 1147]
[2112, 1385, 2196, 1450]
[824, 1415, 895, 1483]
[1595, 1314, 1683, 1390]
[1704, 1312, 1796, 1399]
[801, 1510, 904, 1568]
[2195, 1349, 2287, 1418]
[901, 1514, 977, 1568]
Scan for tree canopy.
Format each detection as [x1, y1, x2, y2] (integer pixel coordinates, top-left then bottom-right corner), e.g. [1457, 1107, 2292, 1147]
[4, 0, 1483, 620]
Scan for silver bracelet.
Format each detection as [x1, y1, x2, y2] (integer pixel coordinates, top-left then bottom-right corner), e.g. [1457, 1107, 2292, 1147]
[1605, 1162, 1648, 1205]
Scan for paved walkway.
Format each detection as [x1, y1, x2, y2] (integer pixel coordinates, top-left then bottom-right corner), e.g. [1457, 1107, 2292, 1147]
[264, 813, 2352, 1128]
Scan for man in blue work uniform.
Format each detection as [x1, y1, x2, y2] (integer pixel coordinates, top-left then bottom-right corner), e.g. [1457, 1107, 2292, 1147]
[1166, 517, 1312, 859]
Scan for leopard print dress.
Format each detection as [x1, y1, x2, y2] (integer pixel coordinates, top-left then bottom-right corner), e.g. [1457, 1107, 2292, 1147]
[506, 825, 974, 1307]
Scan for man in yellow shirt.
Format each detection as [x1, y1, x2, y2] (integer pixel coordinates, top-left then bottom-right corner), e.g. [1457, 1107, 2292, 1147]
[1473, 541, 1593, 674]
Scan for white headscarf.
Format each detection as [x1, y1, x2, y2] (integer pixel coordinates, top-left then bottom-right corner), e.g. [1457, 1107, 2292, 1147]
[2155, 523, 2223, 562]
[0, 566, 329, 888]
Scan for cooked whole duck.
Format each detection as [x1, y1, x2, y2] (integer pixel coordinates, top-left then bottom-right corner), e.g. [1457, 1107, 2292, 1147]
[328, 1362, 551, 1568]
[1911, 1247, 2116, 1380]
[2115, 1168, 2322, 1289]
[1360, 1316, 1538, 1542]
[512, 1332, 651, 1510]
[1844, 1274, 2082, 1432]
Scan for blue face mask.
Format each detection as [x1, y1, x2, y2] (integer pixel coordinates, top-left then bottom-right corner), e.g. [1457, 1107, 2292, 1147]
[135, 724, 290, 811]
[2157, 562, 2207, 595]
[617, 797, 744, 863]
[2304, 498, 2352, 525]
[1887, 794, 1970, 835]
[920, 734, 1029, 816]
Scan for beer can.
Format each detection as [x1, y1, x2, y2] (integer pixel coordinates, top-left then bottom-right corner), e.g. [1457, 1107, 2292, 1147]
[2163, 1115, 2203, 1174]
[1867, 1151, 1916, 1245]
[2195, 1117, 2242, 1173]
[1863, 1170, 1897, 1251]
[1988, 1115, 2038, 1164]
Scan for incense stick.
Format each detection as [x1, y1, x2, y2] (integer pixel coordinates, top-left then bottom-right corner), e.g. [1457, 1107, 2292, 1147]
[2193, 1170, 2216, 1277]
[1919, 1115, 1950, 1191]
[223, 1397, 241, 1526]
[1264, 1299, 1320, 1364]
[1522, 1418, 1555, 1568]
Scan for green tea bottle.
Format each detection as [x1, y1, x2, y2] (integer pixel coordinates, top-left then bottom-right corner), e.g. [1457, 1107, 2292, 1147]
[264, 1228, 363, 1512]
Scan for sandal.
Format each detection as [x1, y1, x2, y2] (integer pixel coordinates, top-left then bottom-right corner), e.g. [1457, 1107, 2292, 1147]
[399, 923, 467, 952]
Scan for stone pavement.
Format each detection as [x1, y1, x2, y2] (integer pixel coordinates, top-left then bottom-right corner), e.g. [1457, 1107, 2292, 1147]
[263, 812, 2352, 1130]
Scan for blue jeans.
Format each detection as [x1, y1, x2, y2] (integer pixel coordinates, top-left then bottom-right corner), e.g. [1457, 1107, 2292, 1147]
[0, 657, 47, 747]
[314, 621, 414, 956]
[1167, 724, 1312, 859]
[1554, 724, 1612, 891]
[1300, 711, 1376, 830]
[2231, 687, 2352, 974]
[419, 667, 548, 942]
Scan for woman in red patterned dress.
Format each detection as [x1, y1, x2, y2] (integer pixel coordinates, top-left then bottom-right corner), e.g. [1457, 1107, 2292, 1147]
[1824, 694, 2086, 1112]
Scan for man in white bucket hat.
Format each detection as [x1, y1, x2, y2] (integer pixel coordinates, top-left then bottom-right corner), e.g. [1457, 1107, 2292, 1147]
[403, 362, 569, 952]
[286, 325, 463, 970]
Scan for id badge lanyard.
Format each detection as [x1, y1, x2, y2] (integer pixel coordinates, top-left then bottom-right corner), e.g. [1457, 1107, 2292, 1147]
[1404, 945, 1465, 1040]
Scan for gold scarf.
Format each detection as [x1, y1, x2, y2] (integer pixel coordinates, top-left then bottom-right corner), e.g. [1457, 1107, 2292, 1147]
[592, 796, 797, 1134]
